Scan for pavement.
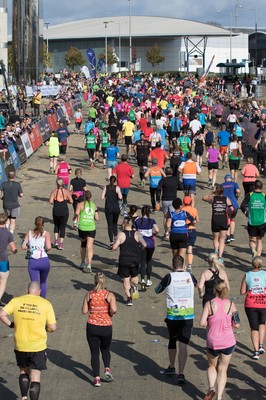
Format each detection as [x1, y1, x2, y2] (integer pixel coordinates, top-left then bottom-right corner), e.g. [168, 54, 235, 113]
[0, 118, 265, 400]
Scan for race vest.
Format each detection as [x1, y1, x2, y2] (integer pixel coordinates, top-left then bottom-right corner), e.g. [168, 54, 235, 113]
[149, 166, 162, 188]
[78, 201, 97, 231]
[248, 192, 266, 226]
[166, 272, 194, 320]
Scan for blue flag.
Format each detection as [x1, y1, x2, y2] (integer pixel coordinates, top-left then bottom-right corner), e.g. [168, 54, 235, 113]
[86, 48, 96, 78]
[97, 58, 105, 72]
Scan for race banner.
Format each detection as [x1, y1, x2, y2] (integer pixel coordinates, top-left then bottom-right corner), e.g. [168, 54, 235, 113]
[15, 136, 27, 164]
[20, 132, 34, 158]
[25, 85, 61, 97]
[64, 101, 73, 118]
[28, 124, 43, 152]
[86, 48, 96, 79]
[47, 114, 58, 132]
[0, 158, 7, 185]
[200, 55, 215, 83]
[8, 143, 21, 170]
[0, 148, 15, 176]
[38, 118, 51, 143]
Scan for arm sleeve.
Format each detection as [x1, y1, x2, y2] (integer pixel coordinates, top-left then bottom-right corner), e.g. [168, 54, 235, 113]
[155, 274, 171, 294]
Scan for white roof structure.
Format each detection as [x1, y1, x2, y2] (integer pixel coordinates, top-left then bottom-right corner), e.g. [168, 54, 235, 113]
[47, 15, 232, 40]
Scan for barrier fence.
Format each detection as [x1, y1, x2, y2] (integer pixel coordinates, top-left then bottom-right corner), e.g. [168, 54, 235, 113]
[0, 94, 83, 185]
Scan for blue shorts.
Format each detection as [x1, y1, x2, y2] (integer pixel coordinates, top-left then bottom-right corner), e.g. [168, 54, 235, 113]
[0, 261, 9, 272]
[188, 229, 197, 246]
[183, 184, 196, 195]
[207, 345, 235, 357]
[106, 160, 118, 169]
[121, 188, 130, 196]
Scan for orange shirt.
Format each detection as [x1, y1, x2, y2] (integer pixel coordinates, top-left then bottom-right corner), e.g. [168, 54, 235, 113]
[183, 205, 198, 229]
[87, 290, 112, 326]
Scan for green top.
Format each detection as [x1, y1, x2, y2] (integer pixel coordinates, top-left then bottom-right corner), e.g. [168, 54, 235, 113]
[78, 201, 97, 231]
[48, 136, 60, 157]
[88, 107, 97, 118]
[101, 133, 110, 148]
[85, 134, 96, 149]
[248, 192, 266, 226]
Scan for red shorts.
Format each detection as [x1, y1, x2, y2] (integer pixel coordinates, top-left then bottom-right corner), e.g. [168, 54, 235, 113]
[220, 145, 228, 155]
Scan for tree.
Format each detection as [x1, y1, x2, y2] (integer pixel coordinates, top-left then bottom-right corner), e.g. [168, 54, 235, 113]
[65, 47, 85, 70]
[8, 44, 13, 73]
[146, 44, 165, 68]
[98, 47, 119, 67]
[42, 42, 53, 69]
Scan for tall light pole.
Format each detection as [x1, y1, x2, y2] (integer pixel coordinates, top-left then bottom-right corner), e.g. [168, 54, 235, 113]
[240, 5, 258, 67]
[128, 0, 132, 68]
[103, 21, 110, 74]
[113, 21, 127, 72]
[44, 22, 50, 69]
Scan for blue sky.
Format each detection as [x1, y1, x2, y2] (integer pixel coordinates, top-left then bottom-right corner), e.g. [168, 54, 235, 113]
[6, 0, 264, 29]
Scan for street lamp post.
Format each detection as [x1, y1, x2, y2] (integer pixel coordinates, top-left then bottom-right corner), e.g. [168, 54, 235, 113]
[103, 21, 109, 74]
[44, 22, 50, 69]
[128, 0, 132, 68]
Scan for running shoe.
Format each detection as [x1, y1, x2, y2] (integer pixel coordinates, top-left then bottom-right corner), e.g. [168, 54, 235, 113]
[79, 262, 86, 269]
[177, 374, 186, 385]
[83, 265, 92, 274]
[204, 388, 216, 400]
[123, 210, 128, 217]
[160, 366, 176, 375]
[140, 280, 146, 292]
[126, 297, 133, 306]
[109, 243, 113, 250]
[131, 284, 139, 300]
[146, 279, 153, 287]
[53, 240, 59, 249]
[186, 265, 192, 273]
[104, 367, 114, 382]
[252, 249, 258, 258]
[225, 236, 231, 244]
[252, 351, 260, 360]
[259, 344, 265, 354]
[218, 257, 224, 264]
[94, 377, 101, 387]
[58, 243, 64, 250]
[164, 233, 170, 241]
[230, 234, 235, 242]
[0, 301, 7, 307]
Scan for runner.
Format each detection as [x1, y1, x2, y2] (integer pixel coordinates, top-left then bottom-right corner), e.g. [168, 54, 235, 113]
[112, 217, 146, 306]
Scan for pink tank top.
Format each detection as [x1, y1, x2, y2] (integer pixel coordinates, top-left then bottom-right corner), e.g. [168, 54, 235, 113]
[242, 164, 257, 182]
[206, 298, 236, 350]
[57, 162, 70, 185]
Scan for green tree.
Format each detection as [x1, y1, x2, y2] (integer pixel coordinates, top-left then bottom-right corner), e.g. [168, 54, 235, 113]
[98, 47, 118, 67]
[42, 42, 53, 69]
[65, 47, 85, 70]
[146, 44, 165, 68]
[8, 44, 13, 73]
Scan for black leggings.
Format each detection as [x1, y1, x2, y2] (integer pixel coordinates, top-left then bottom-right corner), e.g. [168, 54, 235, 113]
[86, 324, 112, 377]
[105, 210, 120, 243]
[53, 213, 69, 238]
[242, 181, 255, 196]
[150, 187, 160, 209]
[140, 247, 155, 280]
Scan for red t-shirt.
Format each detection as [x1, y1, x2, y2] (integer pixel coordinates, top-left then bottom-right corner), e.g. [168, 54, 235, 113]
[143, 126, 153, 140]
[149, 148, 167, 168]
[139, 117, 147, 131]
[113, 163, 134, 188]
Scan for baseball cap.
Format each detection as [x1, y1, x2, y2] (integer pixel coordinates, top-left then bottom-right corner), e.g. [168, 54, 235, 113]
[224, 174, 232, 180]
[183, 196, 192, 205]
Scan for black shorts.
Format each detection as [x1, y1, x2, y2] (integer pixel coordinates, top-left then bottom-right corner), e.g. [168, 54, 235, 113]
[208, 162, 218, 170]
[195, 148, 204, 156]
[78, 229, 96, 239]
[117, 264, 139, 279]
[137, 158, 148, 167]
[15, 349, 47, 371]
[95, 139, 101, 151]
[229, 159, 240, 170]
[211, 223, 228, 233]
[170, 233, 188, 250]
[166, 318, 193, 346]
[247, 223, 266, 238]
[125, 136, 132, 145]
[229, 209, 238, 219]
[207, 345, 236, 357]
[187, 229, 197, 246]
[245, 307, 266, 330]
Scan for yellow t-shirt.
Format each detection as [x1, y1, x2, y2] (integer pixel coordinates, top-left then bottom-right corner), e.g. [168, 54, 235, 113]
[123, 121, 135, 137]
[4, 294, 56, 352]
[159, 99, 168, 110]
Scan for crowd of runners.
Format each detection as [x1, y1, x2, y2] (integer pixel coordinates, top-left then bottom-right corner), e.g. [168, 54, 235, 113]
[0, 70, 265, 400]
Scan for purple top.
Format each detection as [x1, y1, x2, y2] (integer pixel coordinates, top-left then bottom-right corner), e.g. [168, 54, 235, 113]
[208, 148, 220, 163]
